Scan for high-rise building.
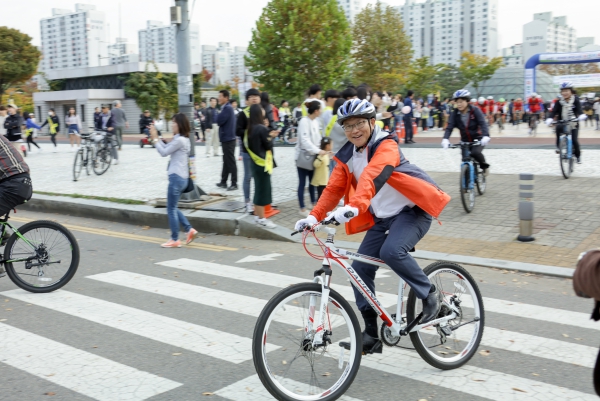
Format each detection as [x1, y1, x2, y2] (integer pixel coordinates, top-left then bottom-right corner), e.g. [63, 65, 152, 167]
[40, 4, 107, 71]
[500, 43, 523, 67]
[395, 0, 499, 65]
[337, 0, 363, 22]
[522, 12, 577, 63]
[202, 43, 253, 85]
[108, 38, 139, 65]
[577, 37, 600, 52]
[138, 21, 201, 66]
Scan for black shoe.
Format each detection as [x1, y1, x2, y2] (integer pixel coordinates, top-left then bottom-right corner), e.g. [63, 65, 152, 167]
[216, 182, 227, 188]
[340, 331, 382, 355]
[410, 140, 416, 144]
[577, 157, 582, 164]
[227, 185, 238, 191]
[421, 287, 442, 324]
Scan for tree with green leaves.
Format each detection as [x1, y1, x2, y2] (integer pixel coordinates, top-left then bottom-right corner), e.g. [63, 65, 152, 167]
[459, 52, 504, 97]
[0, 27, 41, 103]
[434, 64, 469, 99]
[404, 57, 445, 98]
[246, 0, 351, 99]
[122, 62, 170, 118]
[352, 2, 412, 91]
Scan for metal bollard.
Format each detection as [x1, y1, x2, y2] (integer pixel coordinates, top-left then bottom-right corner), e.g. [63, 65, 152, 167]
[517, 173, 535, 242]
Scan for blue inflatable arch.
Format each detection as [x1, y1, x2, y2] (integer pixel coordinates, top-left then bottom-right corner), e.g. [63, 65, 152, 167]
[524, 50, 600, 98]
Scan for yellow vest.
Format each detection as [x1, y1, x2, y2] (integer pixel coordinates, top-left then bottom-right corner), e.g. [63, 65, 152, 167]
[325, 115, 338, 137]
[243, 107, 274, 174]
[46, 116, 58, 134]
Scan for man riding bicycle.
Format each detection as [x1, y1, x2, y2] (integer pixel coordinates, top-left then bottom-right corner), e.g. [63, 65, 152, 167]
[550, 82, 585, 164]
[527, 93, 543, 134]
[0, 134, 32, 277]
[295, 99, 451, 353]
[442, 90, 491, 175]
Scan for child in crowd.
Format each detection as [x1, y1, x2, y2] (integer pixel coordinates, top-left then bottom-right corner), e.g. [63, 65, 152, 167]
[311, 137, 332, 201]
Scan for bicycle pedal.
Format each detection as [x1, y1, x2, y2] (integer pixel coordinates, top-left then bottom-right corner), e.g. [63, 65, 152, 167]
[363, 341, 383, 355]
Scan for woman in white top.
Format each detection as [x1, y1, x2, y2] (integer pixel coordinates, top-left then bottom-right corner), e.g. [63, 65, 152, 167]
[296, 100, 328, 216]
[65, 107, 82, 150]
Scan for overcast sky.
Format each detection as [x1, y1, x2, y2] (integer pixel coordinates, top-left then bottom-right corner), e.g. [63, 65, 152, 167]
[1, 0, 597, 51]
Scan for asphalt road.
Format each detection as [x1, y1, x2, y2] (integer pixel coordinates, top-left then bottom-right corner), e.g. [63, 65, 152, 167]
[0, 210, 595, 401]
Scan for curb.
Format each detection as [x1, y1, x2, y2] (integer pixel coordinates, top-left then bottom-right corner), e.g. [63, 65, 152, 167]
[21, 195, 573, 278]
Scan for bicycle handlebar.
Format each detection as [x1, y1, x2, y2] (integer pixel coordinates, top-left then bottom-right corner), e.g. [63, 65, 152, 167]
[291, 212, 355, 236]
[450, 140, 480, 149]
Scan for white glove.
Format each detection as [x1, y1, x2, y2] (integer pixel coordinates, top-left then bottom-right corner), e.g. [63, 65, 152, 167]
[545, 118, 555, 126]
[441, 138, 450, 149]
[481, 136, 491, 146]
[294, 215, 318, 231]
[579, 114, 587, 121]
[325, 206, 359, 224]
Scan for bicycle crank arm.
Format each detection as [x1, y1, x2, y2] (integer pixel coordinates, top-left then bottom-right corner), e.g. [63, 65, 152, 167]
[26, 260, 62, 268]
[450, 316, 480, 331]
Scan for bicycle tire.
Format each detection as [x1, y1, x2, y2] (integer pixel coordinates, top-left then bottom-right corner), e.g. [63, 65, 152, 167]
[73, 149, 84, 181]
[253, 283, 362, 401]
[460, 164, 475, 213]
[93, 147, 112, 176]
[559, 137, 570, 179]
[4, 220, 80, 293]
[406, 261, 485, 370]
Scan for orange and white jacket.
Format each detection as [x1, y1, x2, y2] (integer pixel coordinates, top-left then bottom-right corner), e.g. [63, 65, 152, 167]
[311, 126, 451, 235]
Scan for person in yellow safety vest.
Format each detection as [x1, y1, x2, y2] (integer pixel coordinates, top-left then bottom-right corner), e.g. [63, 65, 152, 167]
[301, 84, 324, 117]
[236, 88, 262, 214]
[278, 100, 291, 142]
[40, 108, 60, 152]
[321, 89, 341, 136]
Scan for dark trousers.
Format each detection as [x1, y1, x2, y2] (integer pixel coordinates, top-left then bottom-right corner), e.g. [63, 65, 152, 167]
[220, 140, 237, 185]
[403, 115, 413, 141]
[0, 175, 33, 217]
[316, 185, 326, 200]
[50, 133, 58, 147]
[556, 126, 580, 158]
[463, 144, 489, 170]
[437, 114, 444, 128]
[352, 206, 433, 312]
[26, 135, 40, 151]
[297, 167, 315, 209]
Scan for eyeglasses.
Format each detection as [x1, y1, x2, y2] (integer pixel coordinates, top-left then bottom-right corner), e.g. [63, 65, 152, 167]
[342, 120, 368, 132]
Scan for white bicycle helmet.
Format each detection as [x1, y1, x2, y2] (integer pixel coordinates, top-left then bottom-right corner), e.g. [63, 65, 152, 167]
[337, 99, 377, 126]
[470, 98, 477, 104]
[487, 96, 494, 100]
[452, 89, 471, 100]
[478, 97, 485, 105]
[531, 92, 538, 97]
[559, 82, 574, 90]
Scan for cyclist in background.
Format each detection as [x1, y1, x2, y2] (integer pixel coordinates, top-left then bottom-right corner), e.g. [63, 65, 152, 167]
[550, 82, 585, 164]
[527, 93, 542, 134]
[295, 99, 451, 353]
[477, 97, 488, 116]
[486, 96, 495, 125]
[442, 90, 491, 175]
[497, 98, 507, 125]
[513, 98, 523, 125]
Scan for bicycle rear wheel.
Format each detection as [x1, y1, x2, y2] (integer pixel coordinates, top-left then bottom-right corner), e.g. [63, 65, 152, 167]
[406, 261, 485, 370]
[460, 164, 475, 213]
[559, 137, 570, 179]
[4, 220, 80, 293]
[73, 149, 84, 181]
[253, 283, 362, 401]
[93, 147, 112, 175]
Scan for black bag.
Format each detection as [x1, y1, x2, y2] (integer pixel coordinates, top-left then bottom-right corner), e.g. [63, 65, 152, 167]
[183, 154, 195, 193]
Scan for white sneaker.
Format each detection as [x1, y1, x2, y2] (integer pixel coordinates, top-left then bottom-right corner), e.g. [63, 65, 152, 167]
[53, 148, 58, 153]
[256, 218, 276, 229]
[206, 154, 211, 158]
[113, 159, 119, 165]
[246, 203, 254, 214]
[299, 210, 309, 217]
[37, 148, 43, 153]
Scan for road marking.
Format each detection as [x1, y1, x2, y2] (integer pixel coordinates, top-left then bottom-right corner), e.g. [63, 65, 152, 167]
[0, 323, 181, 401]
[156, 258, 398, 307]
[214, 374, 363, 401]
[236, 253, 284, 263]
[87, 270, 344, 328]
[9, 217, 236, 252]
[1, 289, 278, 364]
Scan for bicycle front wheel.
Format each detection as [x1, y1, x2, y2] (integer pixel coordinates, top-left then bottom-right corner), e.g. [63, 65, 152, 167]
[4, 220, 80, 293]
[73, 149, 84, 181]
[559, 137, 571, 179]
[460, 164, 475, 213]
[476, 166, 486, 195]
[93, 147, 112, 175]
[253, 283, 362, 401]
[406, 261, 485, 370]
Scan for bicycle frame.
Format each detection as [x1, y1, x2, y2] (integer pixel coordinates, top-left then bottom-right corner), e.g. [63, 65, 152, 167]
[307, 227, 459, 347]
[563, 124, 573, 159]
[0, 220, 37, 264]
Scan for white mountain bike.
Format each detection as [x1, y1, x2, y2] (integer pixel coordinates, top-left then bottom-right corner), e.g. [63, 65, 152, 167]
[252, 214, 485, 401]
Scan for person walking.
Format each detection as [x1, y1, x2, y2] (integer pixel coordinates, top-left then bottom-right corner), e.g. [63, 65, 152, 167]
[403, 90, 415, 143]
[149, 113, 198, 248]
[206, 97, 220, 157]
[420, 102, 430, 132]
[311, 137, 332, 200]
[0, 106, 7, 137]
[216, 90, 238, 191]
[65, 107, 82, 151]
[40, 108, 60, 152]
[93, 107, 102, 128]
[245, 104, 278, 229]
[237, 89, 262, 214]
[23, 112, 42, 153]
[296, 100, 326, 216]
[3, 104, 26, 155]
[95, 105, 119, 164]
[110, 100, 129, 150]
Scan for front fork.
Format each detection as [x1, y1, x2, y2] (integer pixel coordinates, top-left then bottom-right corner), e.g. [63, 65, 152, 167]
[309, 263, 332, 347]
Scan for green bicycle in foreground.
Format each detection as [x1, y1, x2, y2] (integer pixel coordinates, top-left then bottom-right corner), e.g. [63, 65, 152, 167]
[0, 211, 79, 293]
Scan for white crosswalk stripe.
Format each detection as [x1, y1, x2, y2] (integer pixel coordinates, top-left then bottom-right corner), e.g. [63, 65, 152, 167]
[1, 289, 279, 364]
[0, 323, 182, 401]
[214, 374, 364, 401]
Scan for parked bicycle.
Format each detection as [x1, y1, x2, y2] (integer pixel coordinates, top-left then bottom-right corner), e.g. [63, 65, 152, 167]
[252, 215, 484, 401]
[73, 133, 95, 181]
[450, 141, 486, 213]
[0, 211, 79, 293]
[549, 117, 579, 179]
[90, 128, 114, 175]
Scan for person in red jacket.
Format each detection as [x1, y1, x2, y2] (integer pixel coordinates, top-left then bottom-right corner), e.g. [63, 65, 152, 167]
[294, 99, 451, 354]
[527, 93, 542, 134]
[513, 98, 523, 125]
[477, 97, 488, 115]
[486, 96, 495, 125]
